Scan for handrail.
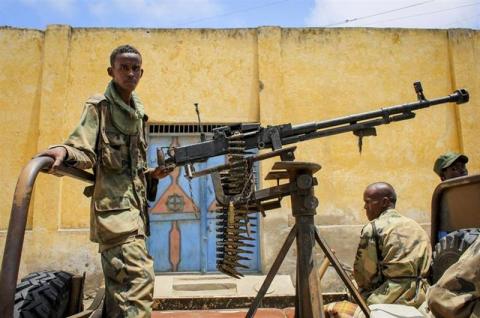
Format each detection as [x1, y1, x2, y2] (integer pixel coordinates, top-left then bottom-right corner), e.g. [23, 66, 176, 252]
[0, 157, 94, 317]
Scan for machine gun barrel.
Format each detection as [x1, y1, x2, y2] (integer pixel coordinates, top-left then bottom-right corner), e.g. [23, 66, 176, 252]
[282, 88, 468, 144]
[167, 84, 469, 167]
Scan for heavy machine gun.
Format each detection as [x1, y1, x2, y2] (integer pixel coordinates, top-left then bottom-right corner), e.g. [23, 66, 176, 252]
[165, 82, 468, 173]
[158, 82, 469, 317]
[159, 82, 468, 275]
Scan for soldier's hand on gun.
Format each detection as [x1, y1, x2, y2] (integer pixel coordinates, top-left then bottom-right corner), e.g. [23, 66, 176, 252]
[34, 147, 67, 175]
[151, 147, 175, 179]
[151, 164, 174, 180]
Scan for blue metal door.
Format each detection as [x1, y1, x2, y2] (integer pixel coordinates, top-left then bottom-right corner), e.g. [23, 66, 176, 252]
[147, 134, 260, 273]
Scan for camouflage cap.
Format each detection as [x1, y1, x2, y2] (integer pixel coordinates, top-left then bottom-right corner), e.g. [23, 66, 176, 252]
[433, 151, 469, 176]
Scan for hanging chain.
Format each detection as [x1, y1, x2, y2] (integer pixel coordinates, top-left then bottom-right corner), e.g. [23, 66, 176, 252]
[187, 173, 200, 219]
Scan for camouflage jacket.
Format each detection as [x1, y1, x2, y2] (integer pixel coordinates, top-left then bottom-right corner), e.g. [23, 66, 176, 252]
[58, 81, 156, 250]
[353, 209, 432, 307]
[427, 236, 480, 318]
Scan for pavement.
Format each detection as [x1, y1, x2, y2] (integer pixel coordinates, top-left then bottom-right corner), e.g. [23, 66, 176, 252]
[148, 274, 296, 316]
[154, 274, 295, 298]
[152, 274, 296, 311]
[83, 274, 348, 316]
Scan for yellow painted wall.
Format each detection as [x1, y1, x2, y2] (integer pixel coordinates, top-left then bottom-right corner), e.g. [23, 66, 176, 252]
[257, 27, 479, 288]
[0, 28, 44, 231]
[0, 25, 478, 292]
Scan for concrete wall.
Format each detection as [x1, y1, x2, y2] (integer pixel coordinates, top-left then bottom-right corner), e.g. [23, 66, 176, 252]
[0, 25, 478, 293]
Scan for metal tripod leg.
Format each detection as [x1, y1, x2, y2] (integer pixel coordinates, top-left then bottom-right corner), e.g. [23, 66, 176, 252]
[295, 220, 323, 317]
[314, 228, 370, 317]
[246, 225, 298, 318]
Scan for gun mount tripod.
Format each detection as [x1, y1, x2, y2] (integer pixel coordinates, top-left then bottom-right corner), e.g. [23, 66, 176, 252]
[248, 162, 369, 317]
[195, 147, 370, 318]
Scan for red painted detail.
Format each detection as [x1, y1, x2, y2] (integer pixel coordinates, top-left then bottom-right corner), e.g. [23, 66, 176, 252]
[208, 199, 218, 212]
[169, 221, 180, 271]
[150, 167, 198, 214]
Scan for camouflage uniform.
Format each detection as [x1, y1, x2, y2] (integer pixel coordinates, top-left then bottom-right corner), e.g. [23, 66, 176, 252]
[57, 81, 155, 317]
[353, 209, 431, 307]
[426, 236, 480, 318]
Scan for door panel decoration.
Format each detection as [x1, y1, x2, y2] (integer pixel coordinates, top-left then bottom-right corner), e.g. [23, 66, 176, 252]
[147, 132, 260, 273]
[150, 167, 197, 214]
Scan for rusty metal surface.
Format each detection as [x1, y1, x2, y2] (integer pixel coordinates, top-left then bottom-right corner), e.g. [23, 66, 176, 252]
[0, 157, 94, 318]
[253, 182, 296, 203]
[296, 220, 323, 318]
[191, 146, 297, 178]
[0, 156, 54, 317]
[214, 147, 303, 278]
[271, 161, 321, 174]
[212, 172, 228, 206]
[314, 230, 370, 317]
[431, 173, 480, 247]
[246, 225, 298, 318]
[247, 162, 370, 318]
[214, 157, 324, 280]
[264, 171, 290, 180]
[67, 274, 86, 315]
[248, 165, 327, 318]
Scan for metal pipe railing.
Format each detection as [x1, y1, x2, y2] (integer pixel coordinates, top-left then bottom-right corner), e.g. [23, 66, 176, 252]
[0, 157, 94, 317]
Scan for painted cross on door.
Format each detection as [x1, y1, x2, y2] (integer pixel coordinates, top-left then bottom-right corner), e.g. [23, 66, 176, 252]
[147, 134, 260, 273]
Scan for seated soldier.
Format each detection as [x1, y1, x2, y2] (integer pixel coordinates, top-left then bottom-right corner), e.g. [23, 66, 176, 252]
[434, 151, 468, 181]
[433, 151, 469, 240]
[353, 182, 431, 307]
[424, 235, 480, 318]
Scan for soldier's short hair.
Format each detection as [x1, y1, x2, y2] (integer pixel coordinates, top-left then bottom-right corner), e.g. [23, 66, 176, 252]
[110, 44, 142, 66]
[384, 186, 397, 204]
[368, 182, 397, 204]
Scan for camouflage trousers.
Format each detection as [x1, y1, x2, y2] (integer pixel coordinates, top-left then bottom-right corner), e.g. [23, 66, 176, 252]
[101, 237, 155, 318]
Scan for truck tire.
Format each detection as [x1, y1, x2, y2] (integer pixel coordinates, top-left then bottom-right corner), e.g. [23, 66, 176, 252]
[431, 228, 480, 283]
[14, 270, 72, 318]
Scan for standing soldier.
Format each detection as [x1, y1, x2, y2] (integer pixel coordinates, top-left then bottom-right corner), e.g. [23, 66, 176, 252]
[353, 182, 431, 307]
[36, 45, 169, 317]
